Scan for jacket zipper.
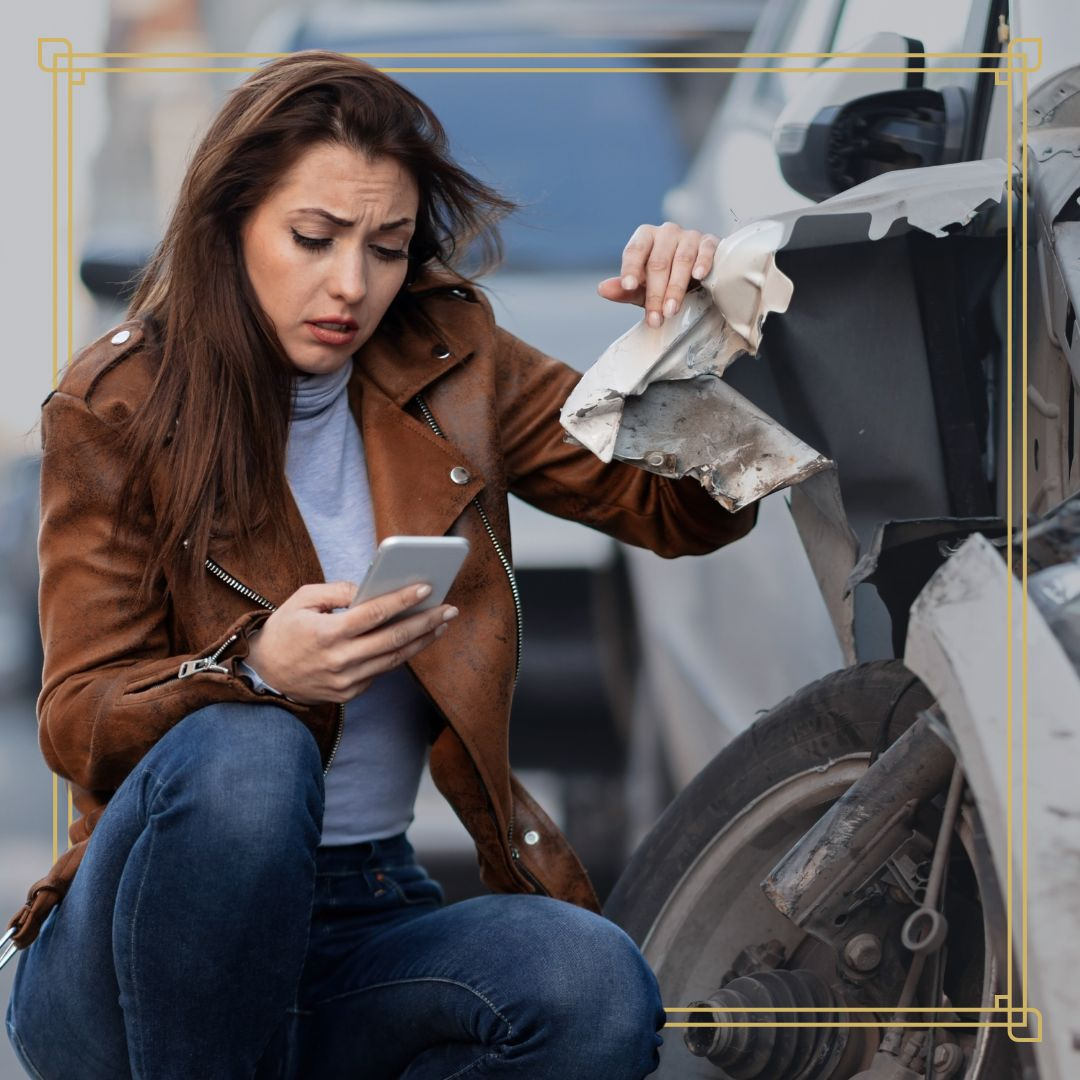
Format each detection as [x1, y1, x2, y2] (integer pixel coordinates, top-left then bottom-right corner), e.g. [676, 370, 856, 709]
[178, 556, 345, 777]
[177, 635, 238, 678]
[507, 814, 549, 896]
[413, 394, 523, 685]
[414, 393, 544, 892]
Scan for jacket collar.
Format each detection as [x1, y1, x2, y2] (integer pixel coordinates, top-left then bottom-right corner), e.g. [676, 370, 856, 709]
[352, 272, 487, 406]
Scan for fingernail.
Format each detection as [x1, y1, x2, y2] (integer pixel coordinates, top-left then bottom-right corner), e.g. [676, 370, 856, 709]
[443, 606, 459, 621]
[647, 311, 662, 328]
[416, 584, 432, 599]
[621, 275, 636, 290]
[693, 265, 706, 279]
[663, 298, 677, 317]
[435, 624, 447, 638]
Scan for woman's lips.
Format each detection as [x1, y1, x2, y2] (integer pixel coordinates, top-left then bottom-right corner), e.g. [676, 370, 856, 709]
[306, 321, 359, 346]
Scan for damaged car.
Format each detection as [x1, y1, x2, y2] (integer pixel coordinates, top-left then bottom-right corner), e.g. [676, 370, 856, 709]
[573, 1, 1080, 1078]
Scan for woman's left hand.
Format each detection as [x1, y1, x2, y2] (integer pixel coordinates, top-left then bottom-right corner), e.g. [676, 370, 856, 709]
[597, 222, 720, 328]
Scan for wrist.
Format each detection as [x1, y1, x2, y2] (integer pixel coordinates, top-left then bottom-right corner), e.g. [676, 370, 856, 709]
[237, 655, 284, 697]
[238, 628, 284, 696]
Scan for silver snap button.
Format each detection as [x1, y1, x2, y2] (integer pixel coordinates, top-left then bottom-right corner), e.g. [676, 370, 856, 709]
[523, 830, 540, 846]
[110, 329, 131, 345]
[449, 466, 470, 485]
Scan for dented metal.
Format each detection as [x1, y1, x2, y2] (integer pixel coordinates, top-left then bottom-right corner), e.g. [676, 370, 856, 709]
[905, 530, 1080, 1080]
[561, 160, 1007, 518]
[559, 160, 1011, 663]
[613, 376, 831, 511]
[560, 219, 794, 465]
[787, 470, 861, 666]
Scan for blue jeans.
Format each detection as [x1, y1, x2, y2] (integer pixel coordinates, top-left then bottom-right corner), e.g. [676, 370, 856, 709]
[6, 703, 664, 1079]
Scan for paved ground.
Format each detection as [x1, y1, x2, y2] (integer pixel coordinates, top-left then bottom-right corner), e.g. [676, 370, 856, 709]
[0, 694, 57, 1079]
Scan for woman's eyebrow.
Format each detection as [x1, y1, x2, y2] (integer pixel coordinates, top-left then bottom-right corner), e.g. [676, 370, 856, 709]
[292, 207, 414, 230]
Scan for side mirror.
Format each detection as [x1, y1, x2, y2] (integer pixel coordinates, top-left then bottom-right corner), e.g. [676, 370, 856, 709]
[772, 32, 969, 202]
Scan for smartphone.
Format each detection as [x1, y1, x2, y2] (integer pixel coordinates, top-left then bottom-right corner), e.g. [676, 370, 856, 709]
[349, 536, 470, 619]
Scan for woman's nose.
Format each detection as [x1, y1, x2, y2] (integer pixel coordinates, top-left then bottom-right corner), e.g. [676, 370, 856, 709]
[328, 252, 366, 305]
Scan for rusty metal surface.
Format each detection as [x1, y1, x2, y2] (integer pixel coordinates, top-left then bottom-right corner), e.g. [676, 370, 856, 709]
[560, 219, 794, 464]
[762, 716, 955, 943]
[613, 376, 831, 511]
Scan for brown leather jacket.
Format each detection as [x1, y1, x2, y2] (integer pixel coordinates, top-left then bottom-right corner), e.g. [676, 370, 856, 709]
[6, 274, 757, 949]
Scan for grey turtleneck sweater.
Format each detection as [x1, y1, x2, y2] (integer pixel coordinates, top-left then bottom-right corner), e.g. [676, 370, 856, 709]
[239, 359, 433, 846]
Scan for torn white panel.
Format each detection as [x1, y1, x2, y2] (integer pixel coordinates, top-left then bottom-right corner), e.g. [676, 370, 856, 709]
[771, 156, 1007, 244]
[612, 376, 831, 511]
[560, 158, 1008, 501]
[560, 220, 793, 463]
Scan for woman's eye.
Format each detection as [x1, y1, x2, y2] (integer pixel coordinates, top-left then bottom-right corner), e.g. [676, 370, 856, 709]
[291, 228, 331, 251]
[373, 246, 409, 262]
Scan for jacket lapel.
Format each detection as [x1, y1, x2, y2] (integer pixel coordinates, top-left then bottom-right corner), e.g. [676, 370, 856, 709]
[351, 304, 485, 543]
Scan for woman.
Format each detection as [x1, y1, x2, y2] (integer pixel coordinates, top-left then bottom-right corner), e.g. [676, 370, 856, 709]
[4, 52, 756, 1079]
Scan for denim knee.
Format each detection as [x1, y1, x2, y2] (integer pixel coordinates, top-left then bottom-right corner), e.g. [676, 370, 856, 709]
[144, 701, 324, 854]
[508, 899, 665, 1075]
[555, 908, 662, 1021]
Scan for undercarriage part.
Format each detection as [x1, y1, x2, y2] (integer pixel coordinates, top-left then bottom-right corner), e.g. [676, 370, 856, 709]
[762, 714, 955, 952]
[605, 662, 1019, 1079]
[884, 763, 966, 1054]
[900, 906, 948, 954]
[931, 1041, 966, 1078]
[722, 938, 788, 985]
[683, 968, 869, 1079]
[843, 933, 883, 973]
[850, 1049, 923, 1079]
[852, 1032, 931, 1078]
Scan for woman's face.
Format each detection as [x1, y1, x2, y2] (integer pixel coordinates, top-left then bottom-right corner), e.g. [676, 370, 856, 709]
[241, 142, 419, 375]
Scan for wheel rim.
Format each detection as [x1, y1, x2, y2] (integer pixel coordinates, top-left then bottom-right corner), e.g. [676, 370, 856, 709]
[642, 754, 1004, 1079]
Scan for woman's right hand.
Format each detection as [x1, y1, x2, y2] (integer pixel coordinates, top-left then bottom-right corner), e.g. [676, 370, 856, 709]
[243, 581, 457, 705]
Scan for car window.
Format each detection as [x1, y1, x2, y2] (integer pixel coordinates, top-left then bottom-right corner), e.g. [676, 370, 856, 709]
[753, 0, 994, 114]
[830, 0, 992, 92]
[753, 0, 844, 111]
[292, 32, 689, 270]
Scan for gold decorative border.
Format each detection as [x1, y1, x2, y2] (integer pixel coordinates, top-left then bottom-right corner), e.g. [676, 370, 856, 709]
[39, 37, 1042, 1041]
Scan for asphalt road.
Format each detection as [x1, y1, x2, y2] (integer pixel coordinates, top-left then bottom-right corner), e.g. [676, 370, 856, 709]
[0, 693, 57, 1079]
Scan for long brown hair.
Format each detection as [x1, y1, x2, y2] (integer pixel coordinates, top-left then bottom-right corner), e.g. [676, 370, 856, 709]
[118, 51, 516, 601]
